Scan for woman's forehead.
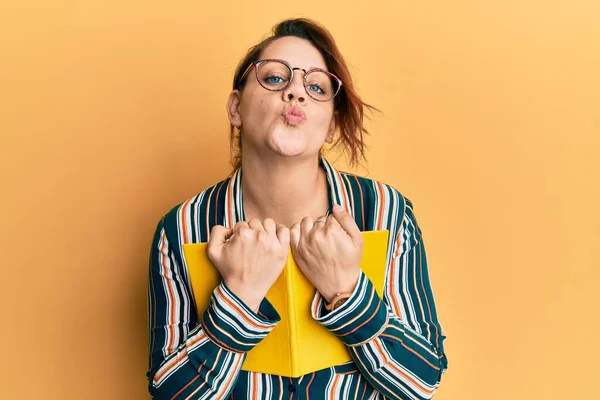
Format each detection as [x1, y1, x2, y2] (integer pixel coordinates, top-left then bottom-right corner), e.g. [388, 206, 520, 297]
[260, 36, 328, 71]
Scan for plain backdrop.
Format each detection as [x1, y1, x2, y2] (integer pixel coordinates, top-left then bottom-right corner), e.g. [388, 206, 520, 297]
[1, 0, 598, 398]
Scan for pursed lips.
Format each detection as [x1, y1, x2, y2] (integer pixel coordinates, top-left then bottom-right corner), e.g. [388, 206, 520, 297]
[282, 107, 306, 126]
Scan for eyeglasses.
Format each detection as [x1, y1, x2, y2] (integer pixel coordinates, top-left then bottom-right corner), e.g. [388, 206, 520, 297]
[238, 59, 343, 102]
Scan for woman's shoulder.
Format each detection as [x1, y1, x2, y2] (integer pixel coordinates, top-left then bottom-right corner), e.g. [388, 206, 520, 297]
[156, 176, 233, 240]
[338, 170, 422, 246]
[336, 170, 414, 213]
[167, 177, 230, 214]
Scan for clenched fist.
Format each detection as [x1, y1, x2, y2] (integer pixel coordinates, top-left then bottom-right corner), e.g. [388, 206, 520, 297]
[289, 204, 364, 303]
[207, 218, 290, 312]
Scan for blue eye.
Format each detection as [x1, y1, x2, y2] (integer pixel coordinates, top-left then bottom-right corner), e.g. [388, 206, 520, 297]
[307, 84, 325, 94]
[265, 76, 285, 85]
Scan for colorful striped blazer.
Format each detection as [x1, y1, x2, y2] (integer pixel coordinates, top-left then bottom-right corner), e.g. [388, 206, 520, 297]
[147, 156, 448, 399]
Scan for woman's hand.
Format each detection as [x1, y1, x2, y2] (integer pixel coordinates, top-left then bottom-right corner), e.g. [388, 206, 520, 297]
[290, 205, 364, 303]
[207, 218, 290, 312]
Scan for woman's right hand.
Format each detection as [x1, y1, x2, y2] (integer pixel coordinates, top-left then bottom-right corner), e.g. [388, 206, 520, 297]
[207, 218, 290, 312]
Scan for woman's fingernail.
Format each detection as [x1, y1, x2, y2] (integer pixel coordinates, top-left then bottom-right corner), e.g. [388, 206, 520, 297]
[333, 204, 343, 212]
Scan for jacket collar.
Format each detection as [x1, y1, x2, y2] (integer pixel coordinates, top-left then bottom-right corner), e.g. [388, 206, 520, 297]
[222, 155, 353, 229]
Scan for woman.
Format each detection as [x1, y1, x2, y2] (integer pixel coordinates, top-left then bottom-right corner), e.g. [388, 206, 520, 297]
[147, 18, 448, 399]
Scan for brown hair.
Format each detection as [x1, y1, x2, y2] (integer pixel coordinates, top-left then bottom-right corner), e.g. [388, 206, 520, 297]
[229, 18, 378, 171]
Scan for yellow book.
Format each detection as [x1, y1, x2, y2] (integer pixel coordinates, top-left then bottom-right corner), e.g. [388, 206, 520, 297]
[183, 230, 389, 378]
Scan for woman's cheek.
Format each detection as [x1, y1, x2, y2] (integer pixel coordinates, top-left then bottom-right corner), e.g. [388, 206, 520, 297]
[311, 111, 333, 135]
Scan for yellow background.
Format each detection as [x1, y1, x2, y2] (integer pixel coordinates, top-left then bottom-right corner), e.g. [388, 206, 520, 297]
[1, 1, 598, 398]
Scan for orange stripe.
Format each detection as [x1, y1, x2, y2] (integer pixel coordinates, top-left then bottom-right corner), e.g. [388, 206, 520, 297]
[187, 330, 207, 347]
[418, 242, 441, 346]
[376, 183, 393, 317]
[387, 359, 436, 396]
[227, 176, 234, 226]
[278, 376, 283, 400]
[311, 294, 322, 316]
[214, 181, 225, 226]
[353, 175, 366, 230]
[393, 227, 402, 258]
[216, 285, 271, 330]
[205, 306, 257, 348]
[180, 198, 191, 245]
[150, 240, 157, 360]
[305, 372, 315, 398]
[337, 293, 381, 337]
[342, 174, 355, 217]
[251, 372, 257, 399]
[201, 313, 245, 353]
[359, 382, 367, 399]
[214, 353, 244, 398]
[380, 333, 441, 371]
[168, 356, 209, 399]
[328, 374, 340, 399]
[389, 227, 403, 316]
[154, 331, 208, 382]
[329, 285, 374, 333]
[335, 169, 350, 210]
[339, 369, 358, 375]
[375, 182, 385, 230]
[170, 374, 201, 399]
[385, 323, 438, 354]
[377, 182, 404, 316]
[204, 185, 217, 237]
[373, 339, 435, 396]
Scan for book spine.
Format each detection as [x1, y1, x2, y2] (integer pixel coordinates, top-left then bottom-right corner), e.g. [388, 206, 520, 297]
[286, 252, 300, 377]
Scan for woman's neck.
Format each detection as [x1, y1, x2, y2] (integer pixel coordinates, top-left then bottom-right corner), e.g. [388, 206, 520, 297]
[240, 155, 330, 228]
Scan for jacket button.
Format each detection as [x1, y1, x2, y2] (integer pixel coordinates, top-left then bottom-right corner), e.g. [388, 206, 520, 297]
[288, 384, 296, 392]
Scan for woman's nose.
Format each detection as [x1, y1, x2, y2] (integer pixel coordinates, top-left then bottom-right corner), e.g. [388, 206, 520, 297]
[283, 73, 306, 103]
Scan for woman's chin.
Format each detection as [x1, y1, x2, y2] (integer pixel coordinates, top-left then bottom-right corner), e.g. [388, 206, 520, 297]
[266, 135, 307, 157]
[258, 128, 322, 158]
[269, 144, 306, 158]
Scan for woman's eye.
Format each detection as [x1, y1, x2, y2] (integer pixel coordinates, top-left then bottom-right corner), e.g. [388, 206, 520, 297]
[265, 76, 285, 84]
[307, 84, 325, 94]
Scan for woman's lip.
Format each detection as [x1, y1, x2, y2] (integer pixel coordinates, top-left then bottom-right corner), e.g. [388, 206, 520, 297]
[282, 114, 306, 125]
[282, 107, 306, 125]
[282, 107, 306, 118]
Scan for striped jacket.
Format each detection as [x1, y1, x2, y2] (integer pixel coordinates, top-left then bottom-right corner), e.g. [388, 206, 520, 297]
[147, 156, 448, 399]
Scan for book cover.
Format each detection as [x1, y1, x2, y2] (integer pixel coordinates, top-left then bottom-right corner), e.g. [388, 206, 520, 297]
[182, 230, 389, 377]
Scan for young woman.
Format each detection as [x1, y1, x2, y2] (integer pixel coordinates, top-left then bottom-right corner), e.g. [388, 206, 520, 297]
[147, 18, 448, 399]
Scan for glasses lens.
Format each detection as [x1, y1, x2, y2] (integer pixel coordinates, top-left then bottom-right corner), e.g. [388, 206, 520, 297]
[256, 61, 291, 91]
[305, 71, 340, 101]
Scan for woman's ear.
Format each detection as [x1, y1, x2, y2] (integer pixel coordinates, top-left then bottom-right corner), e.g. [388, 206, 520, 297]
[325, 111, 338, 143]
[226, 90, 242, 128]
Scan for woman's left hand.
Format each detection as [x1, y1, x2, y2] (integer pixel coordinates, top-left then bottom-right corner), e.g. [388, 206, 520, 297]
[290, 204, 364, 303]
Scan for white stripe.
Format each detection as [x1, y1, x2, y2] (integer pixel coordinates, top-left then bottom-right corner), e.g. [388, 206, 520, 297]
[158, 231, 182, 357]
[193, 191, 206, 243]
[234, 167, 244, 224]
[174, 205, 192, 338]
[204, 184, 218, 240]
[153, 329, 211, 386]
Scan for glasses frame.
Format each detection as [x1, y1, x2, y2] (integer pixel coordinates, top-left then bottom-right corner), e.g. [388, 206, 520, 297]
[238, 58, 343, 102]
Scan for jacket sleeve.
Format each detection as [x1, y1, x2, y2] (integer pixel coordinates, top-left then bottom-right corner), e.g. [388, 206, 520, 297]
[147, 217, 280, 399]
[312, 198, 448, 400]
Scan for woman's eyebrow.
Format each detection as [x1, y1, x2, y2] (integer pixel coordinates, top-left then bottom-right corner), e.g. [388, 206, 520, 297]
[302, 65, 329, 73]
[262, 56, 327, 71]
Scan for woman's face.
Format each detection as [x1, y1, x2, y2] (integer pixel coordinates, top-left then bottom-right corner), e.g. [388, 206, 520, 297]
[228, 36, 336, 162]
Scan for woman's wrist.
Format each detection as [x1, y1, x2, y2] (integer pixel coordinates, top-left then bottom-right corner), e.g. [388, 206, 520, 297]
[321, 271, 361, 304]
[324, 292, 352, 312]
[224, 281, 263, 313]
